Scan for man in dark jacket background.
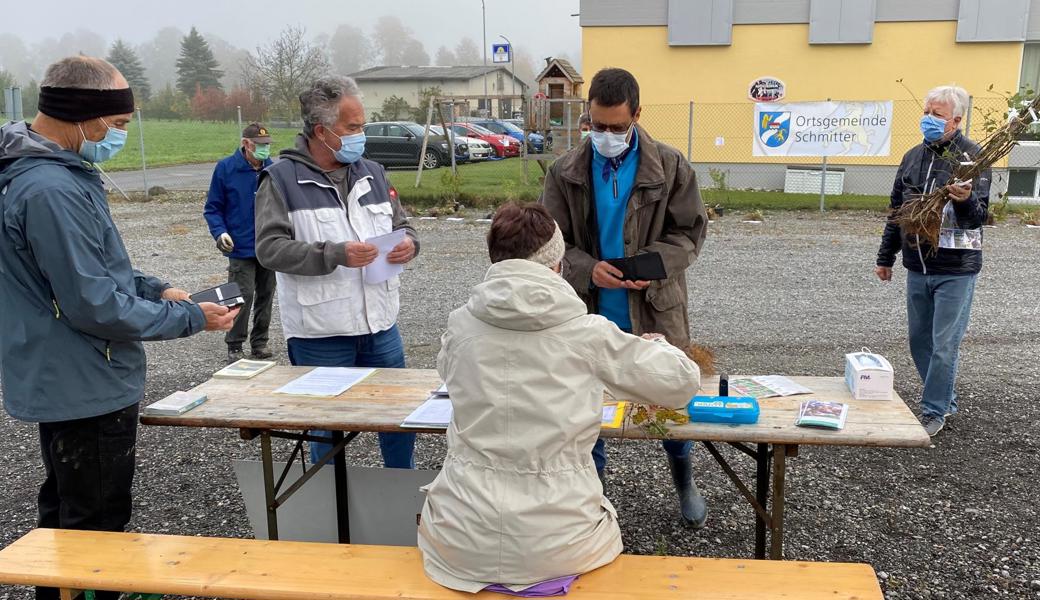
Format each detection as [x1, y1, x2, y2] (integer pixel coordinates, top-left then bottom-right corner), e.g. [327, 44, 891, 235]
[541, 68, 710, 528]
[0, 56, 236, 600]
[204, 122, 276, 363]
[875, 84, 990, 437]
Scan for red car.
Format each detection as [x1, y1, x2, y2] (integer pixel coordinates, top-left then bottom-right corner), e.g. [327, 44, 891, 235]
[450, 123, 520, 158]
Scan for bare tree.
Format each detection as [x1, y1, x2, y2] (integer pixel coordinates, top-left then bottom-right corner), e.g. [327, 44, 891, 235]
[328, 24, 374, 75]
[434, 46, 456, 67]
[243, 26, 330, 119]
[374, 16, 429, 65]
[454, 37, 481, 65]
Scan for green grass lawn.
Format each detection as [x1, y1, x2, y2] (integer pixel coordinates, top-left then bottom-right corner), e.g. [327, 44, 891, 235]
[387, 159, 896, 211]
[104, 119, 1033, 218]
[104, 119, 300, 172]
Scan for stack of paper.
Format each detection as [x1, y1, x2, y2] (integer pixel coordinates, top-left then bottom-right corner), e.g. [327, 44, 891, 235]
[402, 398, 453, 429]
[274, 367, 375, 397]
[142, 391, 207, 416]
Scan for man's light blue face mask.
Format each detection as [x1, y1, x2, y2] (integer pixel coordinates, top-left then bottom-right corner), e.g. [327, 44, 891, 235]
[920, 114, 947, 143]
[78, 117, 128, 163]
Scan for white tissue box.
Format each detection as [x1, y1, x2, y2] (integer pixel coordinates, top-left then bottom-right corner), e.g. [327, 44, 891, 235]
[844, 351, 893, 400]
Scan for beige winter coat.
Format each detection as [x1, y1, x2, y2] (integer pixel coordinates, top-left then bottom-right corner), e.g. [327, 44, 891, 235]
[417, 259, 701, 592]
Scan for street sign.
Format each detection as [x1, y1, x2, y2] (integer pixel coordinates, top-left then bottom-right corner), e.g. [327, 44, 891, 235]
[492, 43, 511, 63]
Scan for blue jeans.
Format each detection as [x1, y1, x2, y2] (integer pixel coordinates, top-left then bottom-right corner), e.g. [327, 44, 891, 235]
[286, 325, 416, 468]
[906, 271, 977, 419]
[592, 438, 692, 472]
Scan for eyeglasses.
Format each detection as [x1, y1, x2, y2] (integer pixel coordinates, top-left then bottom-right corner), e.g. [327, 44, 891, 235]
[590, 121, 633, 134]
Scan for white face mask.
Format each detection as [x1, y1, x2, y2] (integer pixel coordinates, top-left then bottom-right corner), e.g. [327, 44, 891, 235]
[590, 128, 631, 158]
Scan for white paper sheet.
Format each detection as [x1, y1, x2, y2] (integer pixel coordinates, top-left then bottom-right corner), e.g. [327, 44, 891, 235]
[401, 397, 453, 428]
[363, 229, 407, 285]
[274, 367, 375, 397]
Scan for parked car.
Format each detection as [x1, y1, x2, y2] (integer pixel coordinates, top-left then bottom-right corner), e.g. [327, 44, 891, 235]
[362, 121, 463, 169]
[470, 119, 545, 154]
[504, 118, 553, 152]
[449, 122, 521, 158]
[430, 125, 493, 162]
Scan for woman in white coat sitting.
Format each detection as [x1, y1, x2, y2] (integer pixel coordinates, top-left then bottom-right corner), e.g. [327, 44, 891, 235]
[417, 202, 701, 593]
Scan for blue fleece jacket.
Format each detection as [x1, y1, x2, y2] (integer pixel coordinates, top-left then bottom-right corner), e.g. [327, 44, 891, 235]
[0, 121, 206, 422]
[203, 148, 272, 259]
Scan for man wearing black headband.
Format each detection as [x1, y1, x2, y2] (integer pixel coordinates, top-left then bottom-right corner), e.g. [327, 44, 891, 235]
[0, 56, 238, 600]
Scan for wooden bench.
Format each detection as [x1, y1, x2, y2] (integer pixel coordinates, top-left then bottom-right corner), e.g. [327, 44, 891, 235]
[0, 529, 883, 600]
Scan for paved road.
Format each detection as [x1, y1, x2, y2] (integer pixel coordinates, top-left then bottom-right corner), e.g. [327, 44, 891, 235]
[105, 162, 217, 192]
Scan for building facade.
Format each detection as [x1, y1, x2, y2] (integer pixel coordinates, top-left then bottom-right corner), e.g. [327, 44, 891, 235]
[350, 66, 529, 121]
[581, 0, 1040, 201]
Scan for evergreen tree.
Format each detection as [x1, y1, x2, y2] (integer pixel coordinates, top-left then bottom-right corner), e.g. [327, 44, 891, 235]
[175, 27, 223, 96]
[107, 39, 151, 101]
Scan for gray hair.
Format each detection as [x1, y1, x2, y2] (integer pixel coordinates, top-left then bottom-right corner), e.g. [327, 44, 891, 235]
[925, 85, 969, 119]
[41, 56, 122, 90]
[300, 75, 363, 137]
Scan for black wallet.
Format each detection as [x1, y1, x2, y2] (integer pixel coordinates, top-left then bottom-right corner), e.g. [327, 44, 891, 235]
[605, 252, 667, 281]
[189, 282, 245, 307]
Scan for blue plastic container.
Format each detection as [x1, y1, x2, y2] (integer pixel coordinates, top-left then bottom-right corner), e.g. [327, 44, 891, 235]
[687, 395, 760, 424]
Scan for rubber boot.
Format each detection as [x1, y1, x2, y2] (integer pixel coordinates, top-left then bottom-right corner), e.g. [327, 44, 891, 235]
[667, 454, 707, 528]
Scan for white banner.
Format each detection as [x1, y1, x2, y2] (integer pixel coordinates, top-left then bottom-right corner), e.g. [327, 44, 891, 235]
[753, 101, 893, 157]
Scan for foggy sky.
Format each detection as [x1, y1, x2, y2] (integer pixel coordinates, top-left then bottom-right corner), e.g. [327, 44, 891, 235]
[1, 0, 583, 71]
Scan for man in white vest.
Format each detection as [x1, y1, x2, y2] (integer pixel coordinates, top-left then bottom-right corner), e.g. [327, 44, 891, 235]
[255, 75, 419, 467]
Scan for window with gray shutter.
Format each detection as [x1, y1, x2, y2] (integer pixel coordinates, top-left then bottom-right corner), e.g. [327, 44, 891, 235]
[668, 0, 734, 46]
[957, 0, 1029, 42]
[809, 0, 877, 44]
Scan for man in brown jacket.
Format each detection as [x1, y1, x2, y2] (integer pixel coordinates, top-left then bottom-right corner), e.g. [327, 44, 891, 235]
[541, 67, 709, 528]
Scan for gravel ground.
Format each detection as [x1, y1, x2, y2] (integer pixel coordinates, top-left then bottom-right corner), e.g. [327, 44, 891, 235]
[1, 195, 1038, 599]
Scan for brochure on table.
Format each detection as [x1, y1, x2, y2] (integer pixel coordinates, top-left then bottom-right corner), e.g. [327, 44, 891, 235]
[728, 375, 813, 398]
[796, 400, 849, 430]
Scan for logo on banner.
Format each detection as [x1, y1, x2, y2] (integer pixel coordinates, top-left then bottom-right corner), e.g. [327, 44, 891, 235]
[759, 112, 791, 147]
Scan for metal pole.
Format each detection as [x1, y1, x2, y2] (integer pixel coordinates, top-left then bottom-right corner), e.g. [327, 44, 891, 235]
[416, 101, 434, 188]
[964, 95, 974, 138]
[136, 108, 149, 198]
[236, 105, 243, 134]
[449, 101, 457, 174]
[687, 100, 694, 162]
[482, 0, 488, 116]
[819, 155, 828, 213]
[12, 87, 23, 121]
[566, 103, 572, 151]
[820, 97, 830, 213]
[499, 35, 514, 116]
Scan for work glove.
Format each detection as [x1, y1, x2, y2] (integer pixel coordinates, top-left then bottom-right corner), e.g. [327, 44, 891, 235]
[216, 233, 234, 253]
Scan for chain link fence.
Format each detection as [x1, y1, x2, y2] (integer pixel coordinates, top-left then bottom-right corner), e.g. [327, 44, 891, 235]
[96, 95, 1020, 208]
[637, 97, 1013, 203]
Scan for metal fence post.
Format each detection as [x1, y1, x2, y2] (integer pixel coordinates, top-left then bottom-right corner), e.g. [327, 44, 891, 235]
[819, 97, 831, 212]
[819, 155, 827, 212]
[136, 108, 149, 198]
[964, 95, 974, 138]
[11, 87, 22, 121]
[237, 105, 243, 136]
[687, 100, 694, 162]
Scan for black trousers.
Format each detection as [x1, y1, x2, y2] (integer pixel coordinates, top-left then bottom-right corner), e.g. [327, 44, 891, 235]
[35, 404, 138, 600]
[225, 257, 276, 352]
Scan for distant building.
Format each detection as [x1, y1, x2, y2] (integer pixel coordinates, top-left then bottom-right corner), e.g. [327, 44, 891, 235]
[350, 65, 529, 120]
[579, 0, 1040, 200]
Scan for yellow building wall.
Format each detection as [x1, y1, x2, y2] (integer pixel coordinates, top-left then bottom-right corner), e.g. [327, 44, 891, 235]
[582, 21, 1022, 165]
